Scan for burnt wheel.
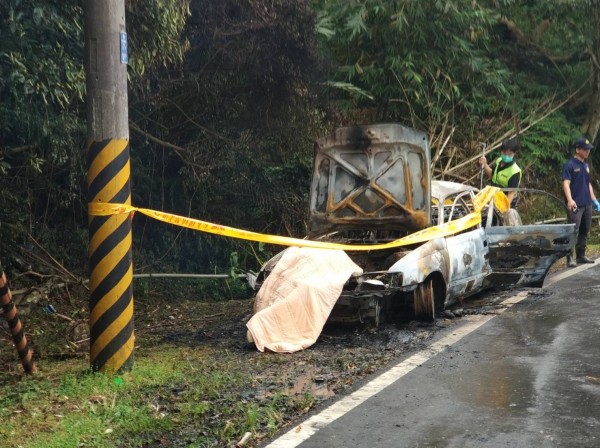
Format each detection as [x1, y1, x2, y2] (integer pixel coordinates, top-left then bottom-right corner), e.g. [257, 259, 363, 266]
[414, 279, 435, 322]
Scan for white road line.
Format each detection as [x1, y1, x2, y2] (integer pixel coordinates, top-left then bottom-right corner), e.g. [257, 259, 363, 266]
[544, 260, 597, 286]
[266, 291, 532, 448]
[266, 263, 594, 448]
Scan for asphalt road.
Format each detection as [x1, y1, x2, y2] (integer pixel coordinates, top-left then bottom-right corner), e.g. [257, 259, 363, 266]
[266, 262, 600, 448]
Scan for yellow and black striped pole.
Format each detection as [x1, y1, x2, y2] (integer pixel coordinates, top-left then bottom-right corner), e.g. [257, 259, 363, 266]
[0, 265, 36, 374]
[84, 0, 134, 372]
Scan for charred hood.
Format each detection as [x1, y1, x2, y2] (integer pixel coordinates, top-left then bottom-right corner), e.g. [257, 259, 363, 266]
[308, 124, 431, 239]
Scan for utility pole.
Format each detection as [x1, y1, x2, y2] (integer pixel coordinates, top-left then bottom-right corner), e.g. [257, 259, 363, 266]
[84, 0, 134, 372]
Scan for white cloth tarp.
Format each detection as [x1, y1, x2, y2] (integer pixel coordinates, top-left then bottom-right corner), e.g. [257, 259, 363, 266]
[246, 247, 363, 353]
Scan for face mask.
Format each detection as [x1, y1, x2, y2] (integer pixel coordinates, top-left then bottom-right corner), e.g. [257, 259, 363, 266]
[501, 154, 513, 163]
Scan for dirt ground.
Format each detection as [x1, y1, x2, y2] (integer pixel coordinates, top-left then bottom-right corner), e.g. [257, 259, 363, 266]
[129, 253, 590, 412]
[1, 275, 527, 390]
[133, 283, 530, 401]
[0, 254, 594, 447]
[2, 247, 596, 374]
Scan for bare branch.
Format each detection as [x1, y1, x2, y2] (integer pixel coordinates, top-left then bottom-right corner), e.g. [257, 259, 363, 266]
[2, 145, 37, 155]
[27, 234, 81, 283]
[442, 89, 580, 177]
[498, 17, 588, 65]
[165, 99, 237, 144]
[129, 121, 189, 153]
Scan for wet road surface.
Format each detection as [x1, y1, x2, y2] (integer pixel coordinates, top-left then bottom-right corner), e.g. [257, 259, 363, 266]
[267, 263, 600, 447]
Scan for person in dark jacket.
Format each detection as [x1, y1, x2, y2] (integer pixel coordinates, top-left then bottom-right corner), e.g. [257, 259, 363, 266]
[479, 138, 522, 207]
[562, 137, 600, 267]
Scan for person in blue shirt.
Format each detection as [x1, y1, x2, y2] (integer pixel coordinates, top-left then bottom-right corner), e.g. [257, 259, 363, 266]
[562, 137, 600, 267]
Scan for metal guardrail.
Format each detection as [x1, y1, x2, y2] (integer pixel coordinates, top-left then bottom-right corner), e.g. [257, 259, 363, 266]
[133, 273, 247, 279]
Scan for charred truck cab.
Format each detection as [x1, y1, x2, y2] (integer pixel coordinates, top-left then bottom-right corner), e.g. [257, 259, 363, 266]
[308, 124, 433, 324]
[253, 123, 576, 325]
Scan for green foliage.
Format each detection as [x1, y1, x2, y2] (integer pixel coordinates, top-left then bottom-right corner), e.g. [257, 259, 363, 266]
[126, 0, 190, 80]
[0, 0, 190, 274]
[518, 112, 579, 188]
[313, 0, 600, 191]
[0, 1, 87, 259]
[127, 0, 324, 276]
[0, 0, 85, 112]
[314, 0, 511, 128]
[3, 0, 600, 286]
[146, 276, 251, 302]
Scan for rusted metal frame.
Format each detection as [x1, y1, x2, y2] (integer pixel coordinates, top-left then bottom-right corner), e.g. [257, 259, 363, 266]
[323, 149, 411, 217]
[402, 143, 430, 213]
[484, 223, 576, 286]
[329, 295, 382, 325]
[323, 153, 374, 217]
[309, 125, 431, 237]
[442, 190, 476, 225]
[402, 157, 415, 211]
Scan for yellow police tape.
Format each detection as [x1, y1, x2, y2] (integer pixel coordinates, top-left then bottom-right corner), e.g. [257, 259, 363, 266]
[88, 186, 508, 251]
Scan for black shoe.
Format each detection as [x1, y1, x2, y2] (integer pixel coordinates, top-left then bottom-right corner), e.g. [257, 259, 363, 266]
[567, 258, 577, 268]
[576, 256, 595, 264]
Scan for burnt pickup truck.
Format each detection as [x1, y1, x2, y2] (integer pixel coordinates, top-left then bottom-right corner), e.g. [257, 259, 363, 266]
[254, 123, 576, 324]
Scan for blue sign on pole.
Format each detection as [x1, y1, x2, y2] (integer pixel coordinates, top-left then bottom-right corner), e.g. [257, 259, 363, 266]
[120, 32, 128, 64]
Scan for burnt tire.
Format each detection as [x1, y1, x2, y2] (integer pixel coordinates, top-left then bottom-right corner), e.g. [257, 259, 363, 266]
[414, 279, 435, 322]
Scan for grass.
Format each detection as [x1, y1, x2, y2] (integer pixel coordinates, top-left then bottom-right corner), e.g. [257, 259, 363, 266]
[0, 342, 310, 448]
[2, 290, 342, 448]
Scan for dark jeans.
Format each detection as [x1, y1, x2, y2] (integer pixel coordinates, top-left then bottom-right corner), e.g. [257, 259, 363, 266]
[568, 204, 593, 258]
